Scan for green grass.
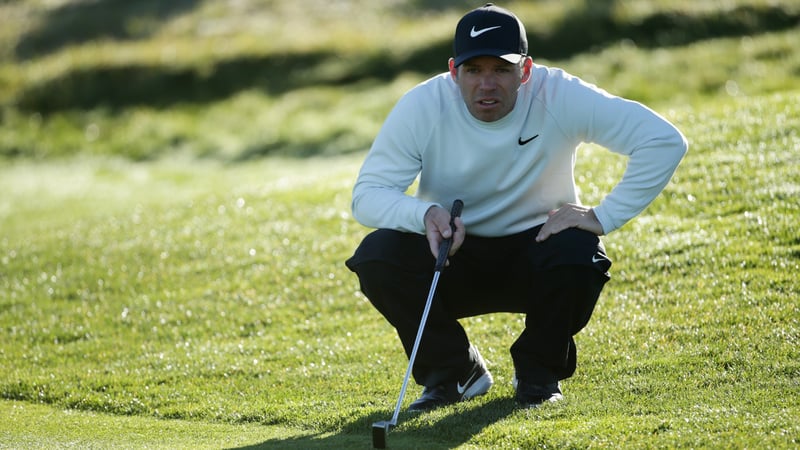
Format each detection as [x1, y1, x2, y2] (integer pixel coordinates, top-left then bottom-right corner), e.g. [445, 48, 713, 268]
[1, 400, 321, 449]
[1, 0, 799, 448]
[2, 90, 799, 448]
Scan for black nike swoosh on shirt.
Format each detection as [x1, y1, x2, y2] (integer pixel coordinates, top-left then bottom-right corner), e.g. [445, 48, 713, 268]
[518, 134, 540, 145]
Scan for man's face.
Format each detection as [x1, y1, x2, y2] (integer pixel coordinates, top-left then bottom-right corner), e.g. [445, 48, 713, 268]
[450, 55, 531, 122]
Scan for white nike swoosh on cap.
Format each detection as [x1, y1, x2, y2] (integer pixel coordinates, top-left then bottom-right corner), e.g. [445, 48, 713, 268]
[470, 25, 501, 38]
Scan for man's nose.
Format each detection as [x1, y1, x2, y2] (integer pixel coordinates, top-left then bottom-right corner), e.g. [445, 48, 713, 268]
[479, 74, 497, 89]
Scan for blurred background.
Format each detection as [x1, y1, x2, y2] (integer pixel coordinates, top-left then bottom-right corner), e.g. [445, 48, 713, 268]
[1, 0, 798, 161]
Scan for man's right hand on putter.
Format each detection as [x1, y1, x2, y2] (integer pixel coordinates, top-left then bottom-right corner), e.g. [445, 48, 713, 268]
[424, 205, 465, 261]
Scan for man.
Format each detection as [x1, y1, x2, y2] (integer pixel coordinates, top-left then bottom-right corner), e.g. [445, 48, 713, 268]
[346, 3, 687, 410]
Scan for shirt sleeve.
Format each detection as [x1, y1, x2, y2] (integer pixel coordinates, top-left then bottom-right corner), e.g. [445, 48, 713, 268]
[351, 87, 440, 234]
[557, 76, 689, 234]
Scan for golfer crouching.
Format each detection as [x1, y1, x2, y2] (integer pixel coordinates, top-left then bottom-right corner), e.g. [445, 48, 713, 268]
[346, 3, 687, 410]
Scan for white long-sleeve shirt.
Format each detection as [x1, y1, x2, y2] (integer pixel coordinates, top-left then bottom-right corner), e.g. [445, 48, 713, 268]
[352, 64, 688, 237]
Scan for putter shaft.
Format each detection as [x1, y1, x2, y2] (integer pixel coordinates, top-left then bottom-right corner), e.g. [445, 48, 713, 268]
[389, 269, 442, 425]
[372, 199, 462, 447]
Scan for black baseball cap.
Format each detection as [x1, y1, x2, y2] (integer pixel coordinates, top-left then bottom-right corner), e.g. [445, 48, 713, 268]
[453, 3, 528, 67]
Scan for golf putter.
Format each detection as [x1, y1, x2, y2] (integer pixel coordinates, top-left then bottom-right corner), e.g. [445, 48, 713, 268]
[372, 199, 463, 449]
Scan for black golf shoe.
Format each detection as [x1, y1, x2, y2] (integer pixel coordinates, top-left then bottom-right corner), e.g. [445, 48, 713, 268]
[513, 376, 563, 407]
[407, 346, 493, 412]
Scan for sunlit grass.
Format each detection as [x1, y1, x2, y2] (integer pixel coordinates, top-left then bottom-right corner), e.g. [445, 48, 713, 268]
[557, 27, 800, 106]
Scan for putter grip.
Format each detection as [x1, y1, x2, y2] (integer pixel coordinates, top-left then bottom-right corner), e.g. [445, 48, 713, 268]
[434, 199, 463, 271]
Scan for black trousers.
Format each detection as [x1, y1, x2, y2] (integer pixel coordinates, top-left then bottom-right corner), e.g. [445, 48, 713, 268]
[346, 225, 611, 387]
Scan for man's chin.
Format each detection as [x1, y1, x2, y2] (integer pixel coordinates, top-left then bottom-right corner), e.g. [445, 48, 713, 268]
[468, 104, 510, 122]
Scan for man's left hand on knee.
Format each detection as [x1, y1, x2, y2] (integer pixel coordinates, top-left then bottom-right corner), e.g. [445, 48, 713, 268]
[535, 204, 603, 242]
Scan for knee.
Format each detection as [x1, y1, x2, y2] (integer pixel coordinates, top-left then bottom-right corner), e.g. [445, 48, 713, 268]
[547, 265, 607, 332]
[547, 264, 608, 295]
[346, 229, 430, 273]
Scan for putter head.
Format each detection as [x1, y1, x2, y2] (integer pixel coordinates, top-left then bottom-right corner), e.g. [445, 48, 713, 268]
[372, 421, 392, 449]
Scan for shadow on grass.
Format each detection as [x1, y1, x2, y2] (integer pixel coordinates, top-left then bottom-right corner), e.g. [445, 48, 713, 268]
[14, 0, 199, 59]
[13, 3, 800, 113]
[233, 398, 518, 449]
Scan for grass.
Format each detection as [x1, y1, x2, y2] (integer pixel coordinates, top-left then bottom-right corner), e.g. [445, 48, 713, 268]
[2, 400, 316, 449]
[1, 0, 799, 448]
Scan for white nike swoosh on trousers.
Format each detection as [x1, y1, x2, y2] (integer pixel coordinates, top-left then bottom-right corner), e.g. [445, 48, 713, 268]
[470, 25, 501, 38]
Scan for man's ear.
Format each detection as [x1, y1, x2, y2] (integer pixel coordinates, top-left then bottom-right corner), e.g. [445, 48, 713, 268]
[448, 58, 458, 79]
[521, 56, 533, 84]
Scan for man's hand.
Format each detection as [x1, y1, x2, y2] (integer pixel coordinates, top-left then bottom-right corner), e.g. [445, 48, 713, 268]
[536, 203, 603, 242]
[424, 205, 465, 260]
